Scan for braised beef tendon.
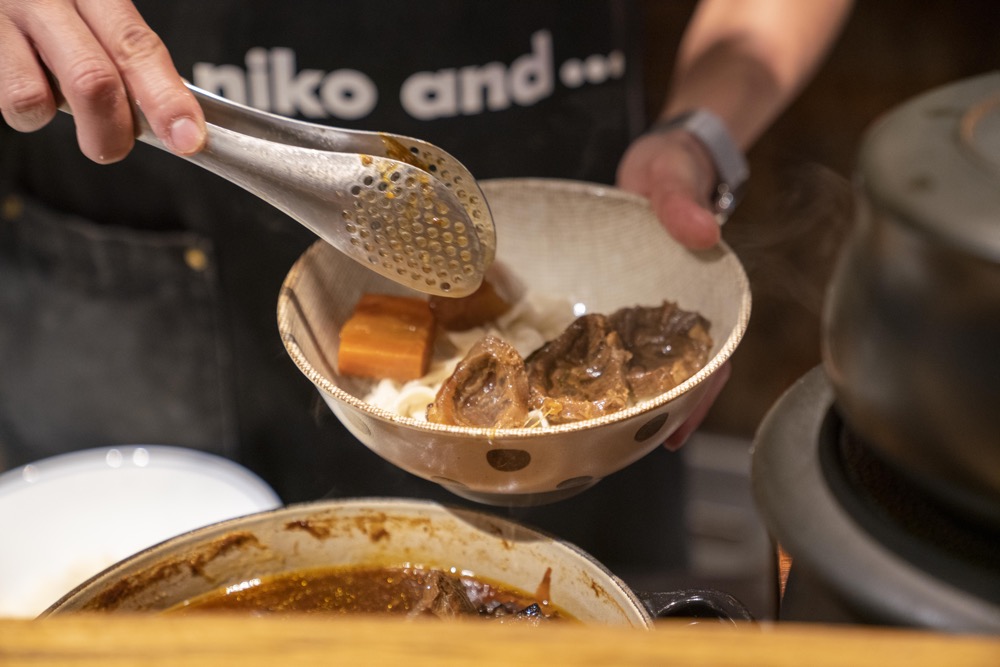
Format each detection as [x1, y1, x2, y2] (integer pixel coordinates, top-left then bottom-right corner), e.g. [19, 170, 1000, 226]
[524, 314, 632, 425]
[427, 335, 532, 428]
[608, 301, 713, 399]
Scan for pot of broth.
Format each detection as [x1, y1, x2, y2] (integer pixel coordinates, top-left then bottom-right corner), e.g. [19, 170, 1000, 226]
[42, 498, 750, 625]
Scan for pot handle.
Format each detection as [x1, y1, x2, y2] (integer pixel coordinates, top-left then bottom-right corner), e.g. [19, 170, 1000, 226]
[636, 589, 754, 625]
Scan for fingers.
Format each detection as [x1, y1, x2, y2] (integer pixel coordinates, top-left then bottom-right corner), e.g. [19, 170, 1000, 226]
[79, 0, 204, 155]
[0, 0, 205, 164]
[28, 3, 136, 163]
[650, 189, 721, 249]
[616, 130, 722, 250]
[662, 360, 732, 451]
[0, 11, 59, 132]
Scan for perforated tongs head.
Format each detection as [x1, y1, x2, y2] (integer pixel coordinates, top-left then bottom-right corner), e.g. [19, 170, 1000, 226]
[137, 84, 495, 297]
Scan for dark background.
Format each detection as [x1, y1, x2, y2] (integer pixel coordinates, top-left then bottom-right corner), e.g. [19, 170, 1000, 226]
[638, 0, 1000, 438]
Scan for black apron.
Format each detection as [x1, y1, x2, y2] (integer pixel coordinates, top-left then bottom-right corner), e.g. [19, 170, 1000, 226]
[0, 0, 687, 576]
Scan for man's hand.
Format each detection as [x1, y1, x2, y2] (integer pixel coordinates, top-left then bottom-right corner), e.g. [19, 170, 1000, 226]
[0, 0, 205, 163]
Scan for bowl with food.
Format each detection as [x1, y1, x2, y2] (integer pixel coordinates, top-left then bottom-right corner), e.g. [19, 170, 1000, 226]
[277, 178, 751, 505]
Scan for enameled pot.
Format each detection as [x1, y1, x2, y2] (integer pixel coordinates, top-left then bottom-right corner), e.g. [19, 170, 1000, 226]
[822, 72, 1000, 527]
[43, 498, 752, 625]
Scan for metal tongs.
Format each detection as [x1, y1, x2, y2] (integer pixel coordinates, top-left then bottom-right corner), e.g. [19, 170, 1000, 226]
[66, 83, 496, 297]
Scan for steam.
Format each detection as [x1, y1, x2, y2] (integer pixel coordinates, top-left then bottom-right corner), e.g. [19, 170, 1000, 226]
[726, 162, 855, 316]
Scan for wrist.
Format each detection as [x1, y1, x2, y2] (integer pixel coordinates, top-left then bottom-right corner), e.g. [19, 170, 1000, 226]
[647, 109, 749, 224]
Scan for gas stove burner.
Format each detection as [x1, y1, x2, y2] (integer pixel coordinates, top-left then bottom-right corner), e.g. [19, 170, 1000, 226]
[752, 366, 1000, 632]
[830, 423, 1000, 595]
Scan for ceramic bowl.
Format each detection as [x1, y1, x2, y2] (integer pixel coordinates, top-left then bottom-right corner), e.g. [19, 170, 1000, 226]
[277, 178, 751, 506]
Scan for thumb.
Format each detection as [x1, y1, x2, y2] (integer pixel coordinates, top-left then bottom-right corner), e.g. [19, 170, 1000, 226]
[650, 189, 722, 250]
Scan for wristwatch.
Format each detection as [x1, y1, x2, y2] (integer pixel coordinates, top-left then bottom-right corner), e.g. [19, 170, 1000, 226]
[648, 109, 749, 224]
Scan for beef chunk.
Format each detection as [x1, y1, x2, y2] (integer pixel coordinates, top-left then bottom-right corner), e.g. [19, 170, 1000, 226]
[524, 314, 632, 424]
[608, 301, 713, 399]
[407, 571, 481, 619]
[427, 335, 532, 428]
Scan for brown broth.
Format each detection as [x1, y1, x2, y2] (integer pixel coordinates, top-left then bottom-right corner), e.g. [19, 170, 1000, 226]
[167, 565, 571, 621]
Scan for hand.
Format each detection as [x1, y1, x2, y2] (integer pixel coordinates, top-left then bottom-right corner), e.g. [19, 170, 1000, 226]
[616, 128, 731, 448]
[0, 0, 205, 163]
[663, 360, 730, 451]
[616, 128, 722, 250]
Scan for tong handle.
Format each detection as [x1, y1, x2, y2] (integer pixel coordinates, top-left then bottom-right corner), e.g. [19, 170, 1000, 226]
[181, 83, 386, 155]
[55, 80, 492, 298]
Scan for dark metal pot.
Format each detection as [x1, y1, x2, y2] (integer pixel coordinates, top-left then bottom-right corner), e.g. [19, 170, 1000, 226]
[822, 72, 1000, 527]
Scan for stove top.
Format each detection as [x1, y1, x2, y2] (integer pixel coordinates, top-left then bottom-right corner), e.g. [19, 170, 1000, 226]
[832, 420, 1000, 599]
[752, 366, 1000, 632]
